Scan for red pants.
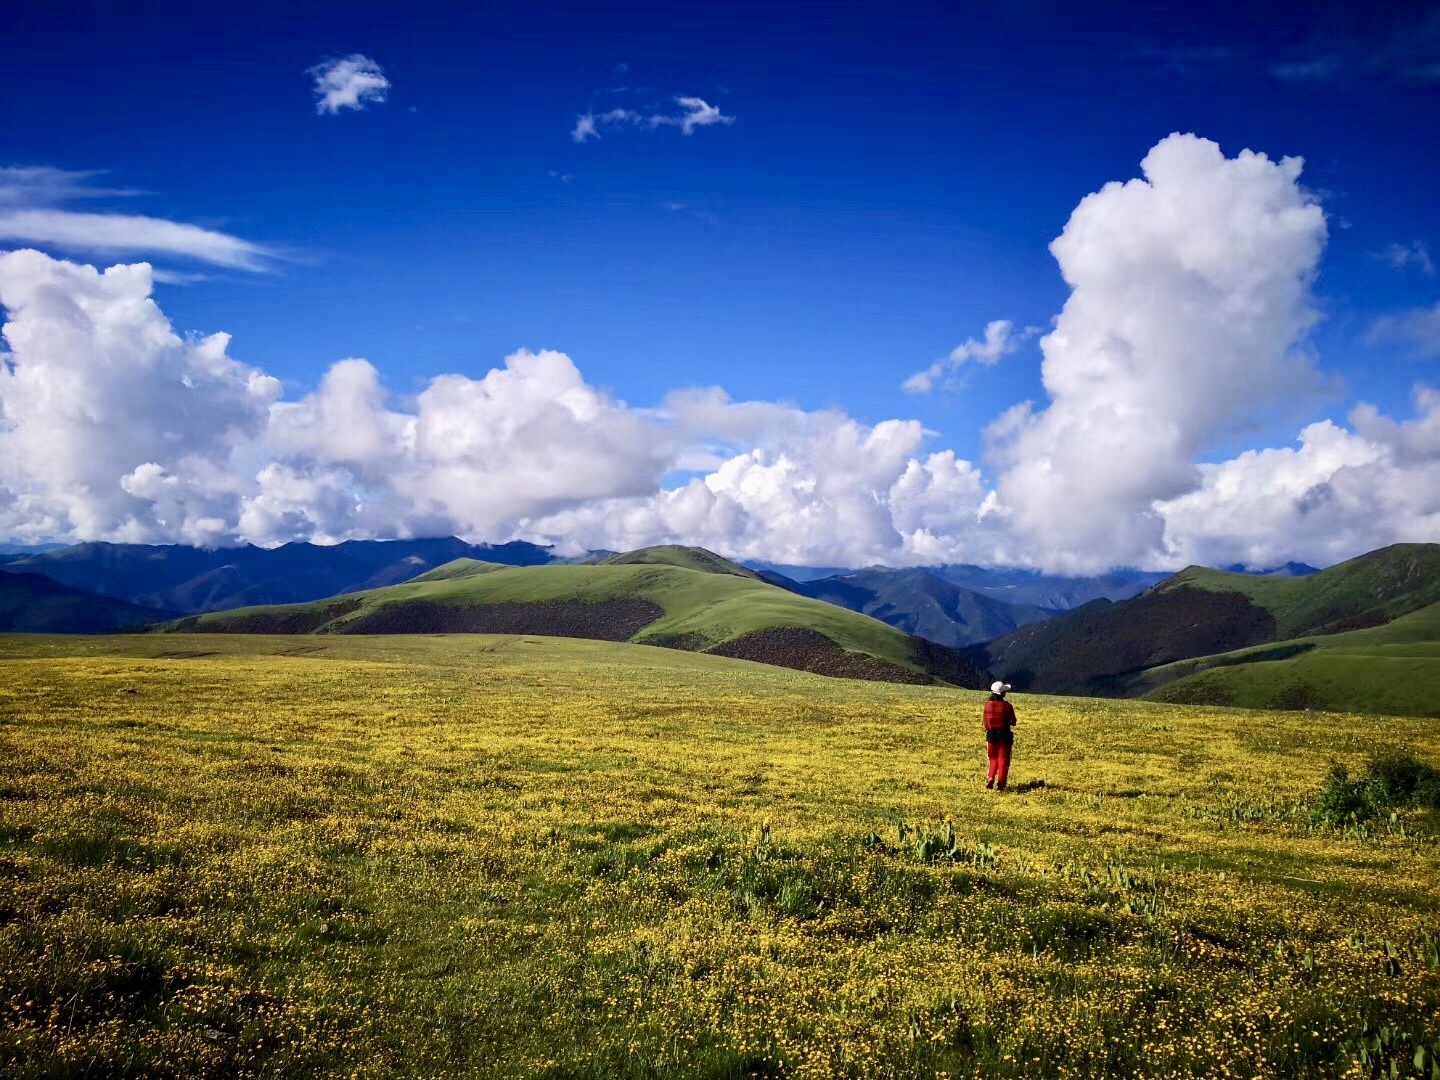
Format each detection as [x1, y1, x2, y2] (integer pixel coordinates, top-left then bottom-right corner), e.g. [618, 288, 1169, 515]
[986, 741, 1012, 789]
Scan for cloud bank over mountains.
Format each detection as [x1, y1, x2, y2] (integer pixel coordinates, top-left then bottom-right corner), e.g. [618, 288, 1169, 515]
[1, 134, 1436, 571]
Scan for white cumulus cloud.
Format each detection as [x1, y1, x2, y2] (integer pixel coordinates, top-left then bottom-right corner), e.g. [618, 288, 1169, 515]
[2, 134, 1438, 573]
[0, 250, 281, 545]
[985, 133, 1329, 572]
[1157, 388, 1440, 569]
[309, 54, 391, 115]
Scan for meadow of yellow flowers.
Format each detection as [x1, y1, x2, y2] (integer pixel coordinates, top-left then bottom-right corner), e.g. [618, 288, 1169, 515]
[1, 632, 1437, 1078]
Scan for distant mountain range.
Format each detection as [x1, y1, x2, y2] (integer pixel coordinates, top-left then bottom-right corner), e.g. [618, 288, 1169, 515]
[165, 545, 991, 689]
[746, 560, 1173, 608]
[0, 538, 560, 614]
[2, 535, 1434, 714]
[787, 568, 1054, 648]
[0, 536, 1339, 651]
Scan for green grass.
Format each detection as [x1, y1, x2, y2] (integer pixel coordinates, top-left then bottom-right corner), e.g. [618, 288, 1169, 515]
[1141, 601, 1440, 716]
[594, 544, 766, 580]
[177, 561, 932, 672]
[1, 633, 1438, 1078]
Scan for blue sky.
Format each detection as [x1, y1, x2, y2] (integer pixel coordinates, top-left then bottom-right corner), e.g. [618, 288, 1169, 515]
[1, 0, 1437, 569]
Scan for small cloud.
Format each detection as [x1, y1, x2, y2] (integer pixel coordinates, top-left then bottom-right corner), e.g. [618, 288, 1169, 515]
[308, 54, 390, 115]
[1367, 302, 1440, 360]
[653, 97, 734, 135]
[1138, 44, 1243, 78]
[0, 210, 279, 271]
[0, 166, 279, 271]
[1269, 11, 1440, 89]
[571, 113, 599, 143]
[1373, 241, 1436, 276]
[0, 166, 143, 206]
[570, 95, 733, 142]
[662, 200, 719, 225]
[1270, 55, 1344, 84]
[904, 321, 1032, 394]
[548, 170, 575, 183]
[150, 269, 211, 285]
[1373, 8, 1440, 83]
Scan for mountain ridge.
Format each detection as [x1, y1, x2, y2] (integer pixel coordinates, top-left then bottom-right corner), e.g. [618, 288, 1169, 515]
[165, 551, 992, 689]
[792, 566, 1054, 648]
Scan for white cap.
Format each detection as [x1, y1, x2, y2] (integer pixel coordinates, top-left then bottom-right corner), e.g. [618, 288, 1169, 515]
[991, 681, 1012, 695]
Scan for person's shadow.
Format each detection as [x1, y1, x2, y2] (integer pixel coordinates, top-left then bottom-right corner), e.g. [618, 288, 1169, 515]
[1008, 779, 1047, 794]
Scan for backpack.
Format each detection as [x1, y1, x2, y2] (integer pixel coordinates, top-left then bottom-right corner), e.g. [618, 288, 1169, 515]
[983, 697, 1009, 732]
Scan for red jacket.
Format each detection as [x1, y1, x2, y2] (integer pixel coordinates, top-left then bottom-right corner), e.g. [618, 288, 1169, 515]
[983, 696, 1016, 734]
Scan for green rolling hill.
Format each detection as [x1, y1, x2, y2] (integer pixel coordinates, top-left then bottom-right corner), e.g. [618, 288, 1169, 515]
[593, 544, 768, 580]
[970, 543, 1440, 715]
[1138, 600, 1440, 717]
[165, 546, 991, 687]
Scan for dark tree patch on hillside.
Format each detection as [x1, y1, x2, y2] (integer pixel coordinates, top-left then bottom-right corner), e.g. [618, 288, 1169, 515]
[909, 636, 991, 689]
[710, 627, 934, 684]
[978, 587, 1276, 696]
[1313, 611, 1388, 635]
[647, 633, 707, 651]
[336, 599, 662, 640]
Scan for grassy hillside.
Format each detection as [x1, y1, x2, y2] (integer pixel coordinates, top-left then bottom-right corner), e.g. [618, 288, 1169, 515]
[1, 633, 1436, 1078]
[595, 544, 766, 580]
[0, 569, 175, 633]
[1140, 600, 1440, 716]
[970, 587, 1276, 696]
[1157, 543, 1440, 639]
[975, 543, 1440, 707]
[168, 559, 989, 687]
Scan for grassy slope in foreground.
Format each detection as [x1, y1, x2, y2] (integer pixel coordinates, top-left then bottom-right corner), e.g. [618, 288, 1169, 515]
[0, 632, 1436, 1078]
[169, 558, 988, 686]
[1140, 599, 1440, 716]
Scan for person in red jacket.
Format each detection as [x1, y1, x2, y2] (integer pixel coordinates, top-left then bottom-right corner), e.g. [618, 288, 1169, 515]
[983, 681, 1017, 790]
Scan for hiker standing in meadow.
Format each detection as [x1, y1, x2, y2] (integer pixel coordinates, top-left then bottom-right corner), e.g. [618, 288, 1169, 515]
[983, 681, 1017, 791]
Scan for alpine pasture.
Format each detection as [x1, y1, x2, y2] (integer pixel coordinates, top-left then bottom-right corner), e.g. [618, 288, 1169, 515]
[1, 633, 1437, 1078]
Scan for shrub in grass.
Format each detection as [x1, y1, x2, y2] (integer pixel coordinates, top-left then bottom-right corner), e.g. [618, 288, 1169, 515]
[1365, 750, 1440, 808]
[1310, 751, 1440, 827]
